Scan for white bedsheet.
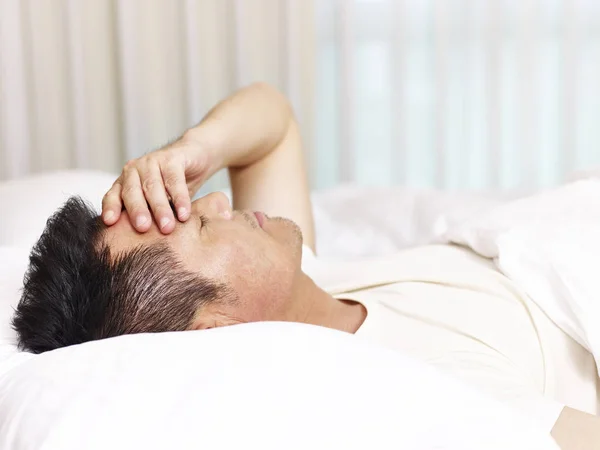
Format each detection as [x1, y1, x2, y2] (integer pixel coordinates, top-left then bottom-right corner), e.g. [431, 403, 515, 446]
[311, 185, 518, 259]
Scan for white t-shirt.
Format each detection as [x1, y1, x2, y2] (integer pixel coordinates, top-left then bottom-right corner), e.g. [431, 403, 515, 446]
[304, 244, 600, 432]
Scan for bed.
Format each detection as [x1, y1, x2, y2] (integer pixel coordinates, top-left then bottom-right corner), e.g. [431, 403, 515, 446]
[0, 171, 559, 449]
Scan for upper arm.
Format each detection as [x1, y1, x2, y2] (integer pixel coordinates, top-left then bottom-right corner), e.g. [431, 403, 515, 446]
[228, 119, 316, 252]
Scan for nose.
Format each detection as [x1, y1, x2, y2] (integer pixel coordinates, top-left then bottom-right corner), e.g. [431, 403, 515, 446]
[192, 191, 232, 219]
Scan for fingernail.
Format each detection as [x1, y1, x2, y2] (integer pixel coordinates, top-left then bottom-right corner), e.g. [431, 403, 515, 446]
[136, 216, 148, 228]
[177, 207, 188, 219]
[104, 211, 114, 222]
[160, 217, 170, 230]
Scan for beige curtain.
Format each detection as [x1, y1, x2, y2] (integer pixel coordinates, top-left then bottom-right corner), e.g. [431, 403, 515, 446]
[0, 0, 316, 190]
[3, 0, 600, 190]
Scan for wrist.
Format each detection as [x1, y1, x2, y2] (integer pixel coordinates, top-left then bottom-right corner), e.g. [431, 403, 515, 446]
[181, 123, 226, 176]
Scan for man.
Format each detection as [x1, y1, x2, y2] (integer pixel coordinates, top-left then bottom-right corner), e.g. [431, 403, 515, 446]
[11, 83, 600, 449]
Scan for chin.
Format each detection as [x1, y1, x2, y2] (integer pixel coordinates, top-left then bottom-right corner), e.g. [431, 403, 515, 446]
[269, 217, 303, 254]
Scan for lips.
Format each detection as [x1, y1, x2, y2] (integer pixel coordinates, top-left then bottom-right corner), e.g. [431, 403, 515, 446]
[253, 211, 266, 228]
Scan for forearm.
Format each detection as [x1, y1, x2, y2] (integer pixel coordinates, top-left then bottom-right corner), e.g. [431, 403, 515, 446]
[184, 82, 294, 171]
[229, 119, 316, 250]
[183, 82, 315, 250]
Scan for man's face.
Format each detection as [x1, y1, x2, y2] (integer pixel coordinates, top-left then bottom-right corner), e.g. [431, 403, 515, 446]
[103, 192, 304, 326]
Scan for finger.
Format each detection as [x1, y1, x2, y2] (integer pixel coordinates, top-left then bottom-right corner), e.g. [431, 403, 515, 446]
[161, 158, 191, 222]
[121, 166, 152, 232]
[140, 160, 176, 234]
[102, 178, 123, 225]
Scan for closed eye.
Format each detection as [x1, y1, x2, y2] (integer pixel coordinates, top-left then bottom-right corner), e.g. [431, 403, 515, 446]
[168, 201, 208, 229]
[199, 214, 209, 228]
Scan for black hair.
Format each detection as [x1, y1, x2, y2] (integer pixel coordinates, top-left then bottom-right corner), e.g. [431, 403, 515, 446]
[12, 196, 225, 354]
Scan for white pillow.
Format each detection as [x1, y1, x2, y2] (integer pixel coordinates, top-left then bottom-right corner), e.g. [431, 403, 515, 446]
[0, 247, 31, 371]
[0, 170, 117, 249]
[0, 247, 28, 343]
[0, 322, 557, 450]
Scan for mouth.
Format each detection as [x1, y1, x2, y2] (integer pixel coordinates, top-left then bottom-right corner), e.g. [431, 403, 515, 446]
[253, 211, 266, 228]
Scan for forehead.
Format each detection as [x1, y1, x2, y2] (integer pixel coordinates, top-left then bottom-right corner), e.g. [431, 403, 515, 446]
[102, 211, 165, 254]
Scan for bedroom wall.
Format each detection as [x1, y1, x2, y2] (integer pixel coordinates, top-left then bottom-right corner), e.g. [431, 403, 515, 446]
[1, 0, 599, 190]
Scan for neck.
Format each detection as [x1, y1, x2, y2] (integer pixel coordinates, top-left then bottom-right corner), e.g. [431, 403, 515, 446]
[287, 271, 366, 334]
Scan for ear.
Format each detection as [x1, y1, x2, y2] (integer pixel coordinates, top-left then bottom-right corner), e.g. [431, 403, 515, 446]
[189, 307, 245, 331]
[189, 315, 215, 331]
